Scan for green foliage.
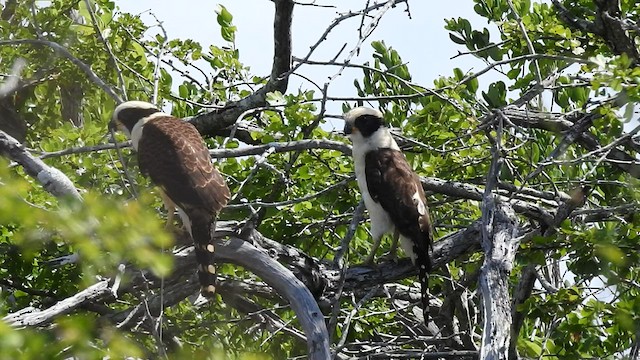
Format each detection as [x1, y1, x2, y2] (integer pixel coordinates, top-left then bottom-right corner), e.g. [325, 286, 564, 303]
[216, 5, 237, 43]
[0, 0, 639, 358]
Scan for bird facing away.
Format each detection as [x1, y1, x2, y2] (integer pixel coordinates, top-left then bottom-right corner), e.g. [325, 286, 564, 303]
[343, 107, 433, 322]
[110, 100, 230, 298]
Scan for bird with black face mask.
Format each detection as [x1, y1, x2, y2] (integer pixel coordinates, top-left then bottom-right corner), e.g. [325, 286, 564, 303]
[343, 106, 433, 323]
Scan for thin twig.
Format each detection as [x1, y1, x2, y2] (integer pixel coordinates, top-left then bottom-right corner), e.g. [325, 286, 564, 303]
[334, 286, 380, 358]
[83, 0, 126, 100]
[506, 0, 542, 109]
[328, 200, 366, 341]
[228, 176, 354, 210]
[148, 12, 168, 105]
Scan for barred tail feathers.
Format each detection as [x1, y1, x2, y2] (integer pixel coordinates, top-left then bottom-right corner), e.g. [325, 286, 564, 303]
[399, 233, 432, 323]
[409, 234, 431, 324]
[190, 213, 217, 298]
[417, 252, 431, 323]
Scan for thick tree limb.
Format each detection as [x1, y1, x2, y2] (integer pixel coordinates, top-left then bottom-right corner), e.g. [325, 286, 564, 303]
[335, 221, 482, 295]
[478, 126, 521, 360]
[212, 235, 333, 359]
[189, 0, 293, 137]
[0, 130, 81, 200]
[553, 0, 639, 63]
[3, 280, 112, 327]
[551, 0, 599, 33]
[504, 108, 640, 178]
[593, 0, 640, 62]
[479, 198, 520, 360]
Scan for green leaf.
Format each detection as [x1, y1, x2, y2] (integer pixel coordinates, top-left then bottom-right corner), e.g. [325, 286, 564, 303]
[482, 81, 507, 107]
[623, 102, 634, 122]
[531, 142, 540, 163]
[216, 5, 236, 42]
[216, 5, 234, 26]
[266, 91, 286, 106]
[221, 25, 237, 42]
[449, 33, 466, 45]
[519, 338, 543, 357]
[371, 40, 386, 54]
[467, 76, 479, 93]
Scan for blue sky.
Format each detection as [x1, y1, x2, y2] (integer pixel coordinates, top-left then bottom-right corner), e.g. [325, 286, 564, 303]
[118, 1, 497, 122]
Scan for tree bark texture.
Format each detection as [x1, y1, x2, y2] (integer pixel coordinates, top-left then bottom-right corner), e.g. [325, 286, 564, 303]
[479, 197, 520, 360]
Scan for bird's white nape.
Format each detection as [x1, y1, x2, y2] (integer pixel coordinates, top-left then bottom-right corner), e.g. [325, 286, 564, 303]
[130, 112, 169, 150]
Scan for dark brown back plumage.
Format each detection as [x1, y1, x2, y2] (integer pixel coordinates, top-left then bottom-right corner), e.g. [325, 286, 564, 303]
[365, 148, 433, 320]
[137, 116, 230, 297]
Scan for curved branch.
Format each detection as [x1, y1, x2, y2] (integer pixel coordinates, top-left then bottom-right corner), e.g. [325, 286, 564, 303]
[216, 236, 330, 359]
[3, 280, 112, 327]
[117, 235, 331, 358]
[189, 0, 293, 137]
[422, 177, 555, 225]
[504, 108, 640, 178]
[0, 130, 81, 200]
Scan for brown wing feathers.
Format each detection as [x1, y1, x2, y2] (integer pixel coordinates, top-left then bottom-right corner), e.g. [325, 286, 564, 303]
[137, 116, 230, 297]
[365, 148, 433, 320]
[138, 117, 229, 213]
[364, 149, 432, 255]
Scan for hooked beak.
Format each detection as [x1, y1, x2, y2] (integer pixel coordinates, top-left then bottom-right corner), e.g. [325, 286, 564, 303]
[343, 122, 353, 135]
[108, 119, 118, 132]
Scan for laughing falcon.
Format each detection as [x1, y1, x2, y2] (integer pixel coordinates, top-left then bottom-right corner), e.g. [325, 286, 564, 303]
[110, 101, 230, 298]
[343, 107, 433, 321]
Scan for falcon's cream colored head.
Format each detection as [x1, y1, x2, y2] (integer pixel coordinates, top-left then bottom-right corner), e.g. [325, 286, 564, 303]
[109, 101, 162, 139]
[342, 106, 398, 151]
[342, 107, 385, 139]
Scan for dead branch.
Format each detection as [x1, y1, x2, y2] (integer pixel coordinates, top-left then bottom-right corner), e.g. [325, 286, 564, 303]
[3, 280, 113, 327]
[478, 120, 521, 360]
[504, 108, 640, 178]
[479, 200, 520, 359]
[188, 0, 293, 137]
[0, 130, 81, 200]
